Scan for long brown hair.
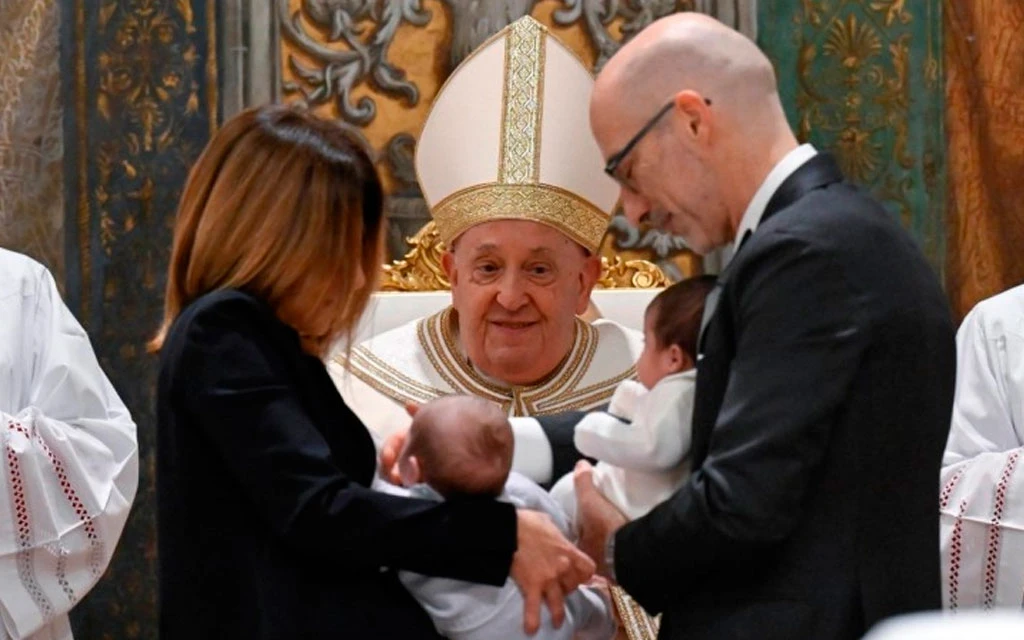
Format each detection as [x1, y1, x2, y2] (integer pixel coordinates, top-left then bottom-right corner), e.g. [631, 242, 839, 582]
[150, 104, 384, 356]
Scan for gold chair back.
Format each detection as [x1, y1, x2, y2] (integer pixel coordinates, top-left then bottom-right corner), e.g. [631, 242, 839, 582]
[380, 221, 670, 292]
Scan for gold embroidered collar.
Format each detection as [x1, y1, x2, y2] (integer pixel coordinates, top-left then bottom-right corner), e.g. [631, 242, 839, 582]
[342, 307, 634, 416]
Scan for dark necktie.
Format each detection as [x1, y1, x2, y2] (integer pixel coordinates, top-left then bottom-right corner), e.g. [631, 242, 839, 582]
[697, 229, 752, 353]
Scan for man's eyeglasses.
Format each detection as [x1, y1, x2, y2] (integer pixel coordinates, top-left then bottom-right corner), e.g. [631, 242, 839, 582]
[604, 97, 713, 182]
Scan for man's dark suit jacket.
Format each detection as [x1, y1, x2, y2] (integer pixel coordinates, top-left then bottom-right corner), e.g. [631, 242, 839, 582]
[540, 154, 956, 639]
[156, 290, 517, 639]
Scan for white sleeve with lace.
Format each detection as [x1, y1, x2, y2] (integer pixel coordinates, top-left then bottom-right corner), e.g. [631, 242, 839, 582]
[0, 254, 138, 640]
[940, 287, 1024, 610]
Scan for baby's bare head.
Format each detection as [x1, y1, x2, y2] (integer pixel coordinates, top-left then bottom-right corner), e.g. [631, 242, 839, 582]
[400, 396, 513, 499]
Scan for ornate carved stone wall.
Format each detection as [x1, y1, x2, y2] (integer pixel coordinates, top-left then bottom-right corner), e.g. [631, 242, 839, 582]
[759, 0, 945, 276]
[59, 2, 218, 638]
[945, 1, 1024, 320]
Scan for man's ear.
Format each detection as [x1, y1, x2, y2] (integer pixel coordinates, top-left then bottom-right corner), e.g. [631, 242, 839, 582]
[441, 251, 456, 285]
[398, 454, 422, 487]
[575, 253, 602, 315]
[674, 89, 712, 141]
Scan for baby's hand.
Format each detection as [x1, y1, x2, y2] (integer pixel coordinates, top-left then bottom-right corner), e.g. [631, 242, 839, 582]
[608, 380, 646, 419]
[579, 576, 624, 640]
[587, 575, 611, 602]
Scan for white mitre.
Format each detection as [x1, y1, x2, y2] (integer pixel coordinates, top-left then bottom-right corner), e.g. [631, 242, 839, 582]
[416, 15, 619, 252]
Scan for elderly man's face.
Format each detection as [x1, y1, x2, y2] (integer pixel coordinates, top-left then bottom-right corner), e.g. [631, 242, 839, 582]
[442, 220, 600, 385]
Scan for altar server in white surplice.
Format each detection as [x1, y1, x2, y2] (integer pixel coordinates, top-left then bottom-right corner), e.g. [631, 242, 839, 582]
[940, 283, 1024, 609]
[328, 16, 642, 486]
[0, 249, 138, 640]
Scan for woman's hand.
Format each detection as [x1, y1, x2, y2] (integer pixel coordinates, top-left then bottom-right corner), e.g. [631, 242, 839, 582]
[378, 403, 418, 484]
[512, 509, 596, 634]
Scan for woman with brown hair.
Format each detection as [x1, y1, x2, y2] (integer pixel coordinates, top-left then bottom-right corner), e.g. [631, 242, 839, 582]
[152, 105, 593, 639]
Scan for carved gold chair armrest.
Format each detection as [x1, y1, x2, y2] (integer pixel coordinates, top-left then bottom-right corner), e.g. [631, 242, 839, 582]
[379, 222, 452, 291]
[378, 221, 670, 292]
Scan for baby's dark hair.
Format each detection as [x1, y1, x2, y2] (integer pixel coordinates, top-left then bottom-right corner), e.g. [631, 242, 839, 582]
[404, 396, 513, 499]
[646, 275, 718, 359]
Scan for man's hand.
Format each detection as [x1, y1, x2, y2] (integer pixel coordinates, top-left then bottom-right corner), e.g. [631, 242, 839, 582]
[377, 403, 418, 484]
[511, 509, 596, 634]
[574, 461, 628, 579]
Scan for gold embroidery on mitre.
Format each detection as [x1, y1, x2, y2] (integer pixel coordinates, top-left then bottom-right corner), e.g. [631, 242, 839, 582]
[432, 183, 610, 253]
[498, 17, 545, 185]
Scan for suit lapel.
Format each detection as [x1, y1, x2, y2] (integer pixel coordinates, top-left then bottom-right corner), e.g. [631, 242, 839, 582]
[698, 153, 844, 354]
[691, 153, 844, 464]
[760, 153, 844, 225]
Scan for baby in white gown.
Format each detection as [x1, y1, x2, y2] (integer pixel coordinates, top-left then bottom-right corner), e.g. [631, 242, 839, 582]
[551, 276, 716, 526]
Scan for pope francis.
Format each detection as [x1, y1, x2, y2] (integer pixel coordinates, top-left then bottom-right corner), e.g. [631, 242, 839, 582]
[328, 16, 642, 485]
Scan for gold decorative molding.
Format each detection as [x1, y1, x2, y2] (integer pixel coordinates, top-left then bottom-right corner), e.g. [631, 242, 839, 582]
[379, 221, 668, 292]
[379, 222, 450, 291]
[597, 255, 669, 289]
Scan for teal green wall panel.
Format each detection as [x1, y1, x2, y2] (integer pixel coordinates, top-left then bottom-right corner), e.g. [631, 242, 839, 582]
[759, 0, 945, 275]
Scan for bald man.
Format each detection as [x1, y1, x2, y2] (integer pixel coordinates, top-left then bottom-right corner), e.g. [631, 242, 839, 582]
[530, 14, 955, 640]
